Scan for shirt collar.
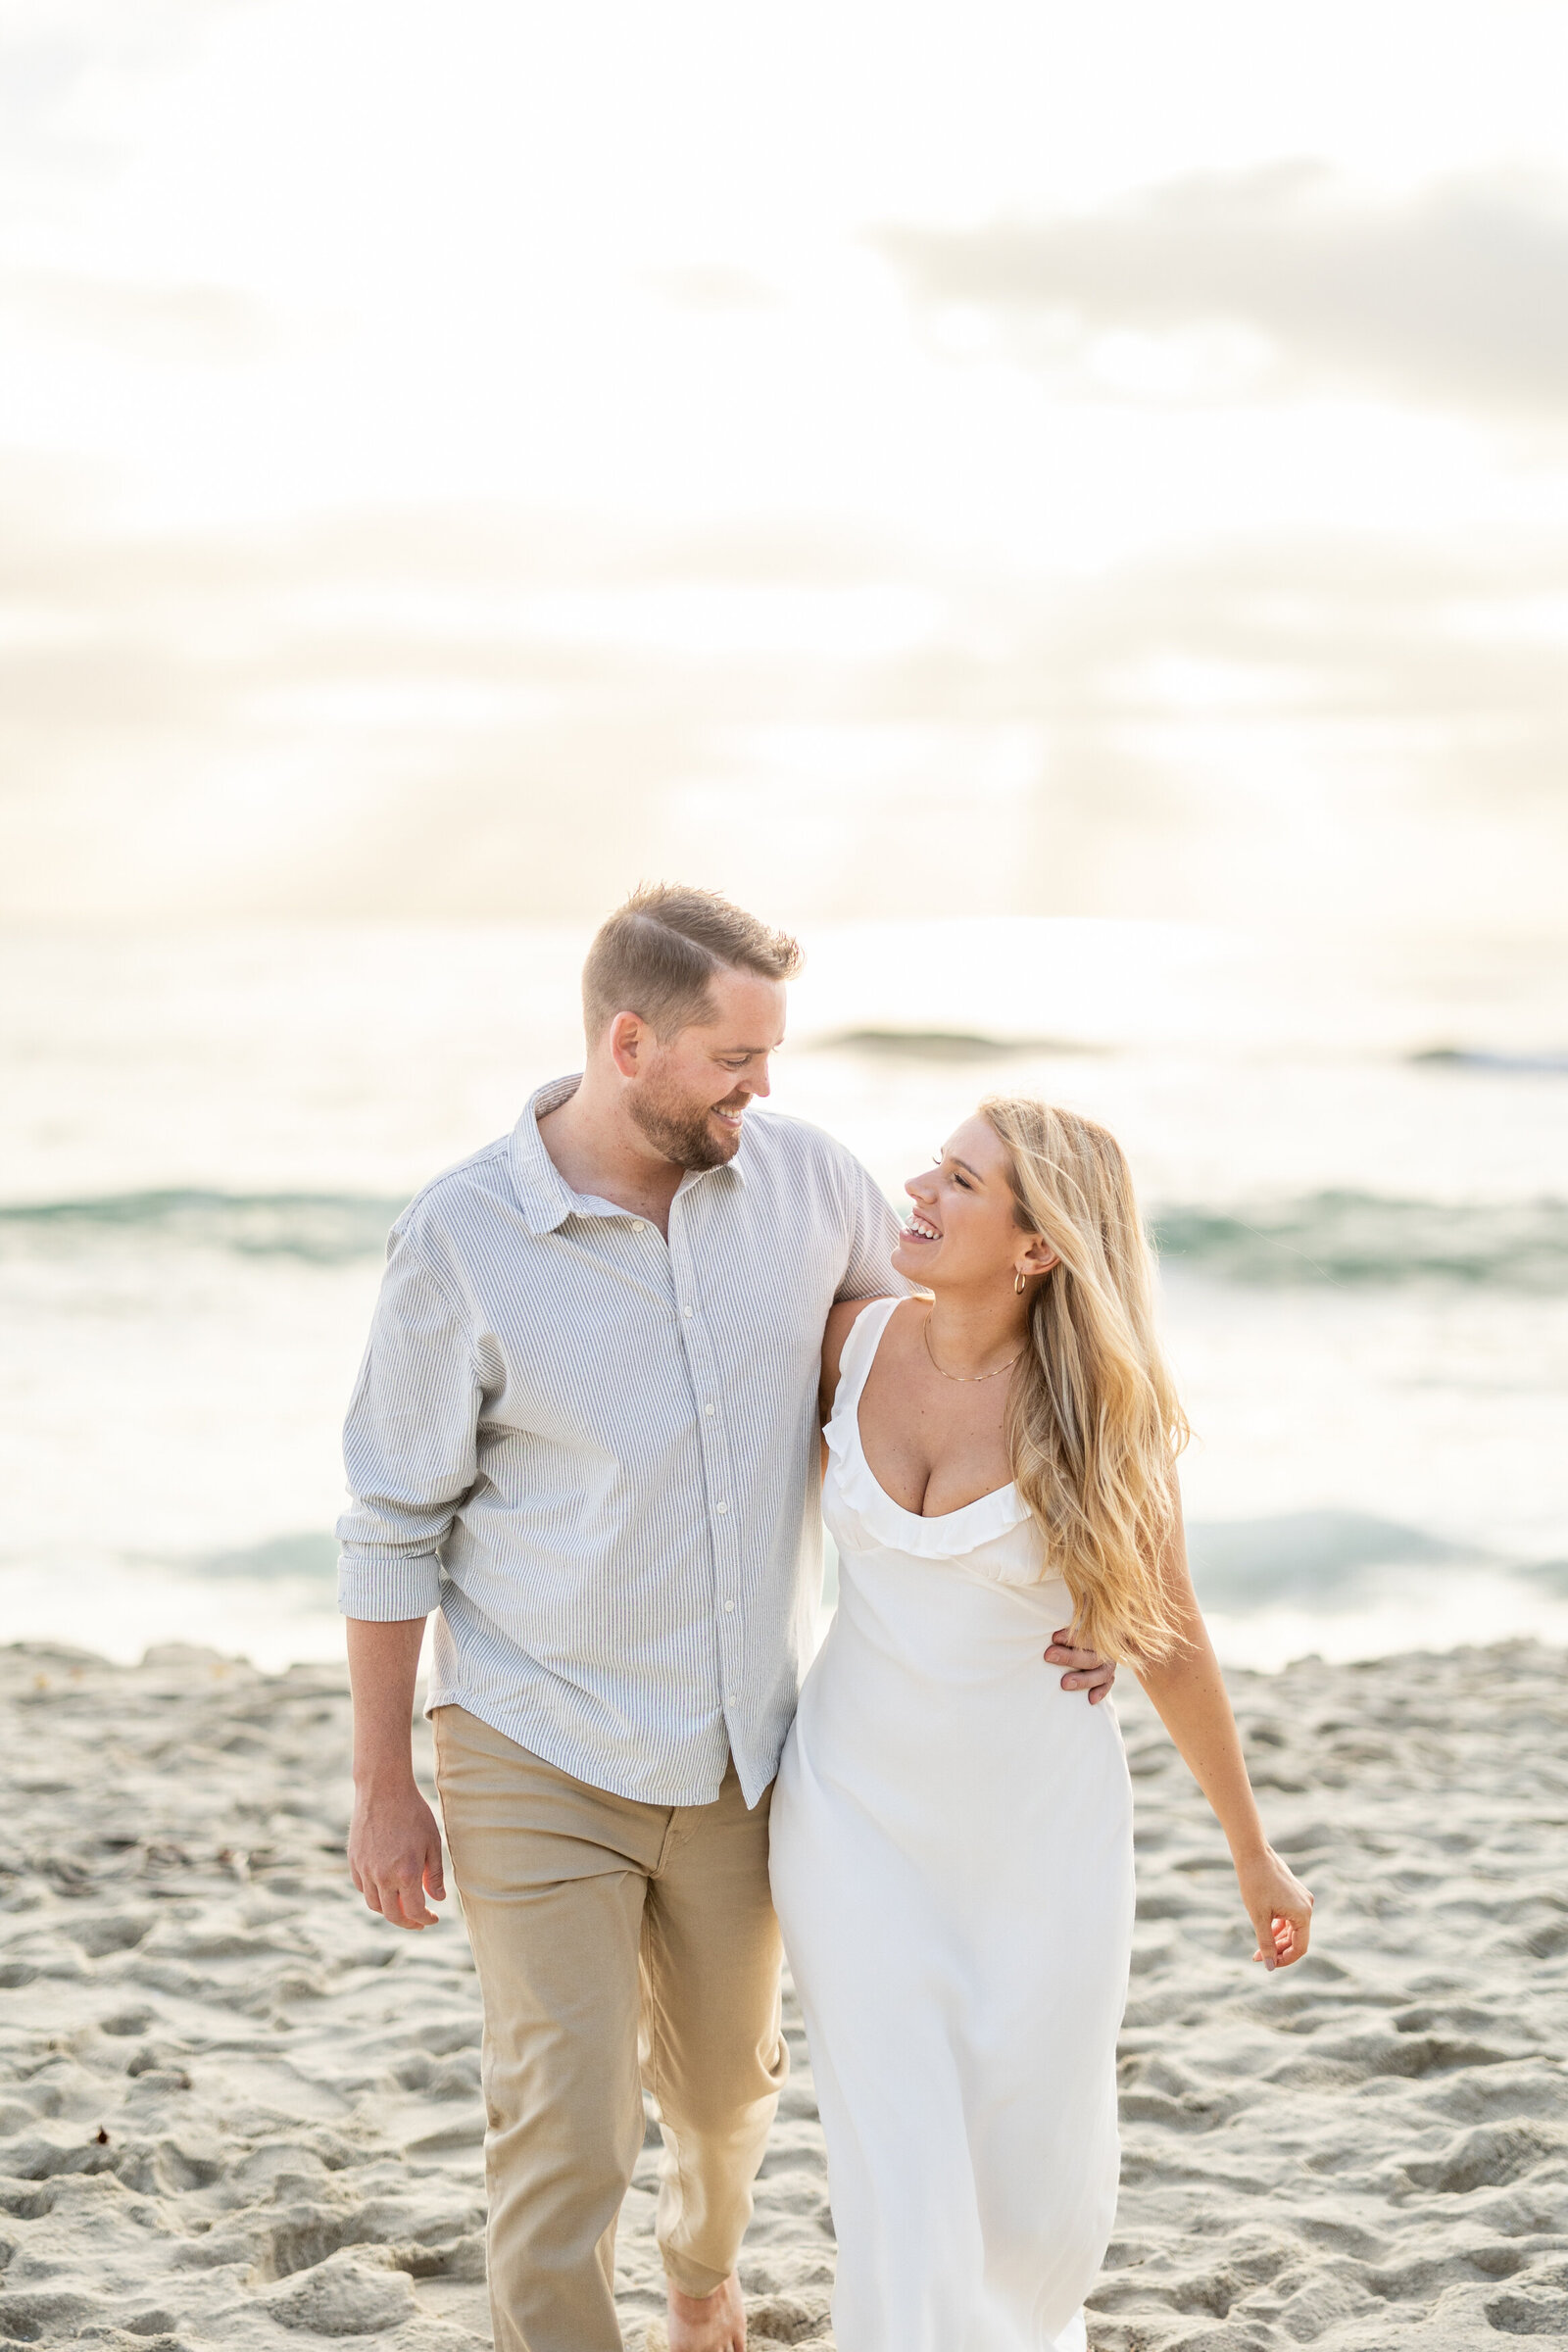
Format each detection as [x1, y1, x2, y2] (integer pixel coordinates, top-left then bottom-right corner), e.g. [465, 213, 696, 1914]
[510, 1076, 588, 1236]
[510, 1074, 749, 1236]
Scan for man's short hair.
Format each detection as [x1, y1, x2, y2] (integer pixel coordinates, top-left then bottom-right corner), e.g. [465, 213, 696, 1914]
[582, 883, 803, 1042]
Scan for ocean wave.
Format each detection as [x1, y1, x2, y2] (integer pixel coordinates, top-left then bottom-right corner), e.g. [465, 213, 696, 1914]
[3, 1184, 1565, 1289]
[1411, 1047, 1568, 1076]
[1152, 1191, 1568, 1289]
[811, 1027, 1100, 1059]
[195, 1533, 342, 1581]
[1184, 1511, 1482, 1605]
[120, 1512, 1558, 1619]
[0, 1189, 403, 1262]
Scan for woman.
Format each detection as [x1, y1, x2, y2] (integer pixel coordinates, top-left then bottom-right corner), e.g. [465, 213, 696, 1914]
[769, 1096, 1313, 2352]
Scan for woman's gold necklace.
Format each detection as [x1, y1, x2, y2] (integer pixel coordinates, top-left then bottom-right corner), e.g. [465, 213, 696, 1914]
[922, 1312, 1023, 1384]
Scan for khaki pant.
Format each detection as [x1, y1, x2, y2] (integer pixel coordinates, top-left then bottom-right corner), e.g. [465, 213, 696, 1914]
[432, 1705, 787, 2352]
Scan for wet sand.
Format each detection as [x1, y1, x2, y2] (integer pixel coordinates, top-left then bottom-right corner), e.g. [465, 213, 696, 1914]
[2, 1639, 1565, 2349]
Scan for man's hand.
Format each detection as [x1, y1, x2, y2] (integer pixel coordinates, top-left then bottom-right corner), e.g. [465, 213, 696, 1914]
[1045, 1628, 1116, 1704]
[348, 1781, 447, 1930]
[345, 1616, 442, 1928]
[666, 2272, 745, 2352]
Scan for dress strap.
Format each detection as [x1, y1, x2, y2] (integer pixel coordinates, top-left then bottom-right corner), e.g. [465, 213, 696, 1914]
[829, 1294, 903, 1424]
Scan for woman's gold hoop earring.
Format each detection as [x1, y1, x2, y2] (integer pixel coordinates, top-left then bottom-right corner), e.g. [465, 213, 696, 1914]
[1014, 1269, 1027, 1296]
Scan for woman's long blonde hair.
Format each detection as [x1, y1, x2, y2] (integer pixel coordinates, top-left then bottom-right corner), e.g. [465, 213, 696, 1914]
[983, 1095, 1189, 1664]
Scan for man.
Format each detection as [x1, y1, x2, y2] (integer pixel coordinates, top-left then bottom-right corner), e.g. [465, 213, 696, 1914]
[340, 884, 1114, 2352]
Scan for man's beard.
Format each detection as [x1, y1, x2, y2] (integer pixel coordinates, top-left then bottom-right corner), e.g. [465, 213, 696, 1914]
[628, 1076, 743, 1171]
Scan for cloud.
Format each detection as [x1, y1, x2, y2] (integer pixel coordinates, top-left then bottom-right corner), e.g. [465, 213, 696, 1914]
[3, 271, 271, 360]
[877, 165, 1568, 416]
[0, 5, 237, 200]
[651, 264, 780, 312]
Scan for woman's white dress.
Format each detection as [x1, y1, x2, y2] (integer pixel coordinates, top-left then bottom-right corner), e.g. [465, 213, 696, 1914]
[769, 1298, 1136, 2352]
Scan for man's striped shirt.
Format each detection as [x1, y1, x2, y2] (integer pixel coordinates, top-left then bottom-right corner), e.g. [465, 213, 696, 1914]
[336, 1075, 904, 1806]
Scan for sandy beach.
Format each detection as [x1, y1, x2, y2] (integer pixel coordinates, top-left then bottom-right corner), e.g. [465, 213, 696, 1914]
[3, 1638, 1566, 2350]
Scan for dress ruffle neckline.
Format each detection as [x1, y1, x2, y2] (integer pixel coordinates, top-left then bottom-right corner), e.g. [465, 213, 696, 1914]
[824, 1298, 1037, 1563]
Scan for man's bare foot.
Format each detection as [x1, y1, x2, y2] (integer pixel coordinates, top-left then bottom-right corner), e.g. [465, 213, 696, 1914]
[666, 2270, 745, 2352]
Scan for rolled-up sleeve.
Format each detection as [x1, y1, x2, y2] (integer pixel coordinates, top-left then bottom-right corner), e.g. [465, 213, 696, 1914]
[836, 1151, 908, 1302]
[336, 1226, 481, 1621]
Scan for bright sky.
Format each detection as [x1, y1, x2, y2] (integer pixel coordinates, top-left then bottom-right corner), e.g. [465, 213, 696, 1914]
[4, 0, 1567, 927]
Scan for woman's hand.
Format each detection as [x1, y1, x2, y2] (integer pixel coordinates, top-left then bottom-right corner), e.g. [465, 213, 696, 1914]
[1235, 1845, 1313, 1971]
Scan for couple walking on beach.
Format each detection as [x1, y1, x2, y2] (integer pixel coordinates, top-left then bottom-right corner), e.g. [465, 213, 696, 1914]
[339, 884, 1313, 2352]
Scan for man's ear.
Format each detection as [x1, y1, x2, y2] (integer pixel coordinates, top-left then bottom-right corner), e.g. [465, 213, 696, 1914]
[608, 1010, 648, 1079]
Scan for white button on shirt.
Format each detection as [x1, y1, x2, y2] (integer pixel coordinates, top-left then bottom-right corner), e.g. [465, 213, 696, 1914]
[337, 1074, 905, 1807]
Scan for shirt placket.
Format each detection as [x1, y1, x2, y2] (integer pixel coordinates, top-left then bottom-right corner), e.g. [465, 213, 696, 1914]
[666, 1187, 745, 1722]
